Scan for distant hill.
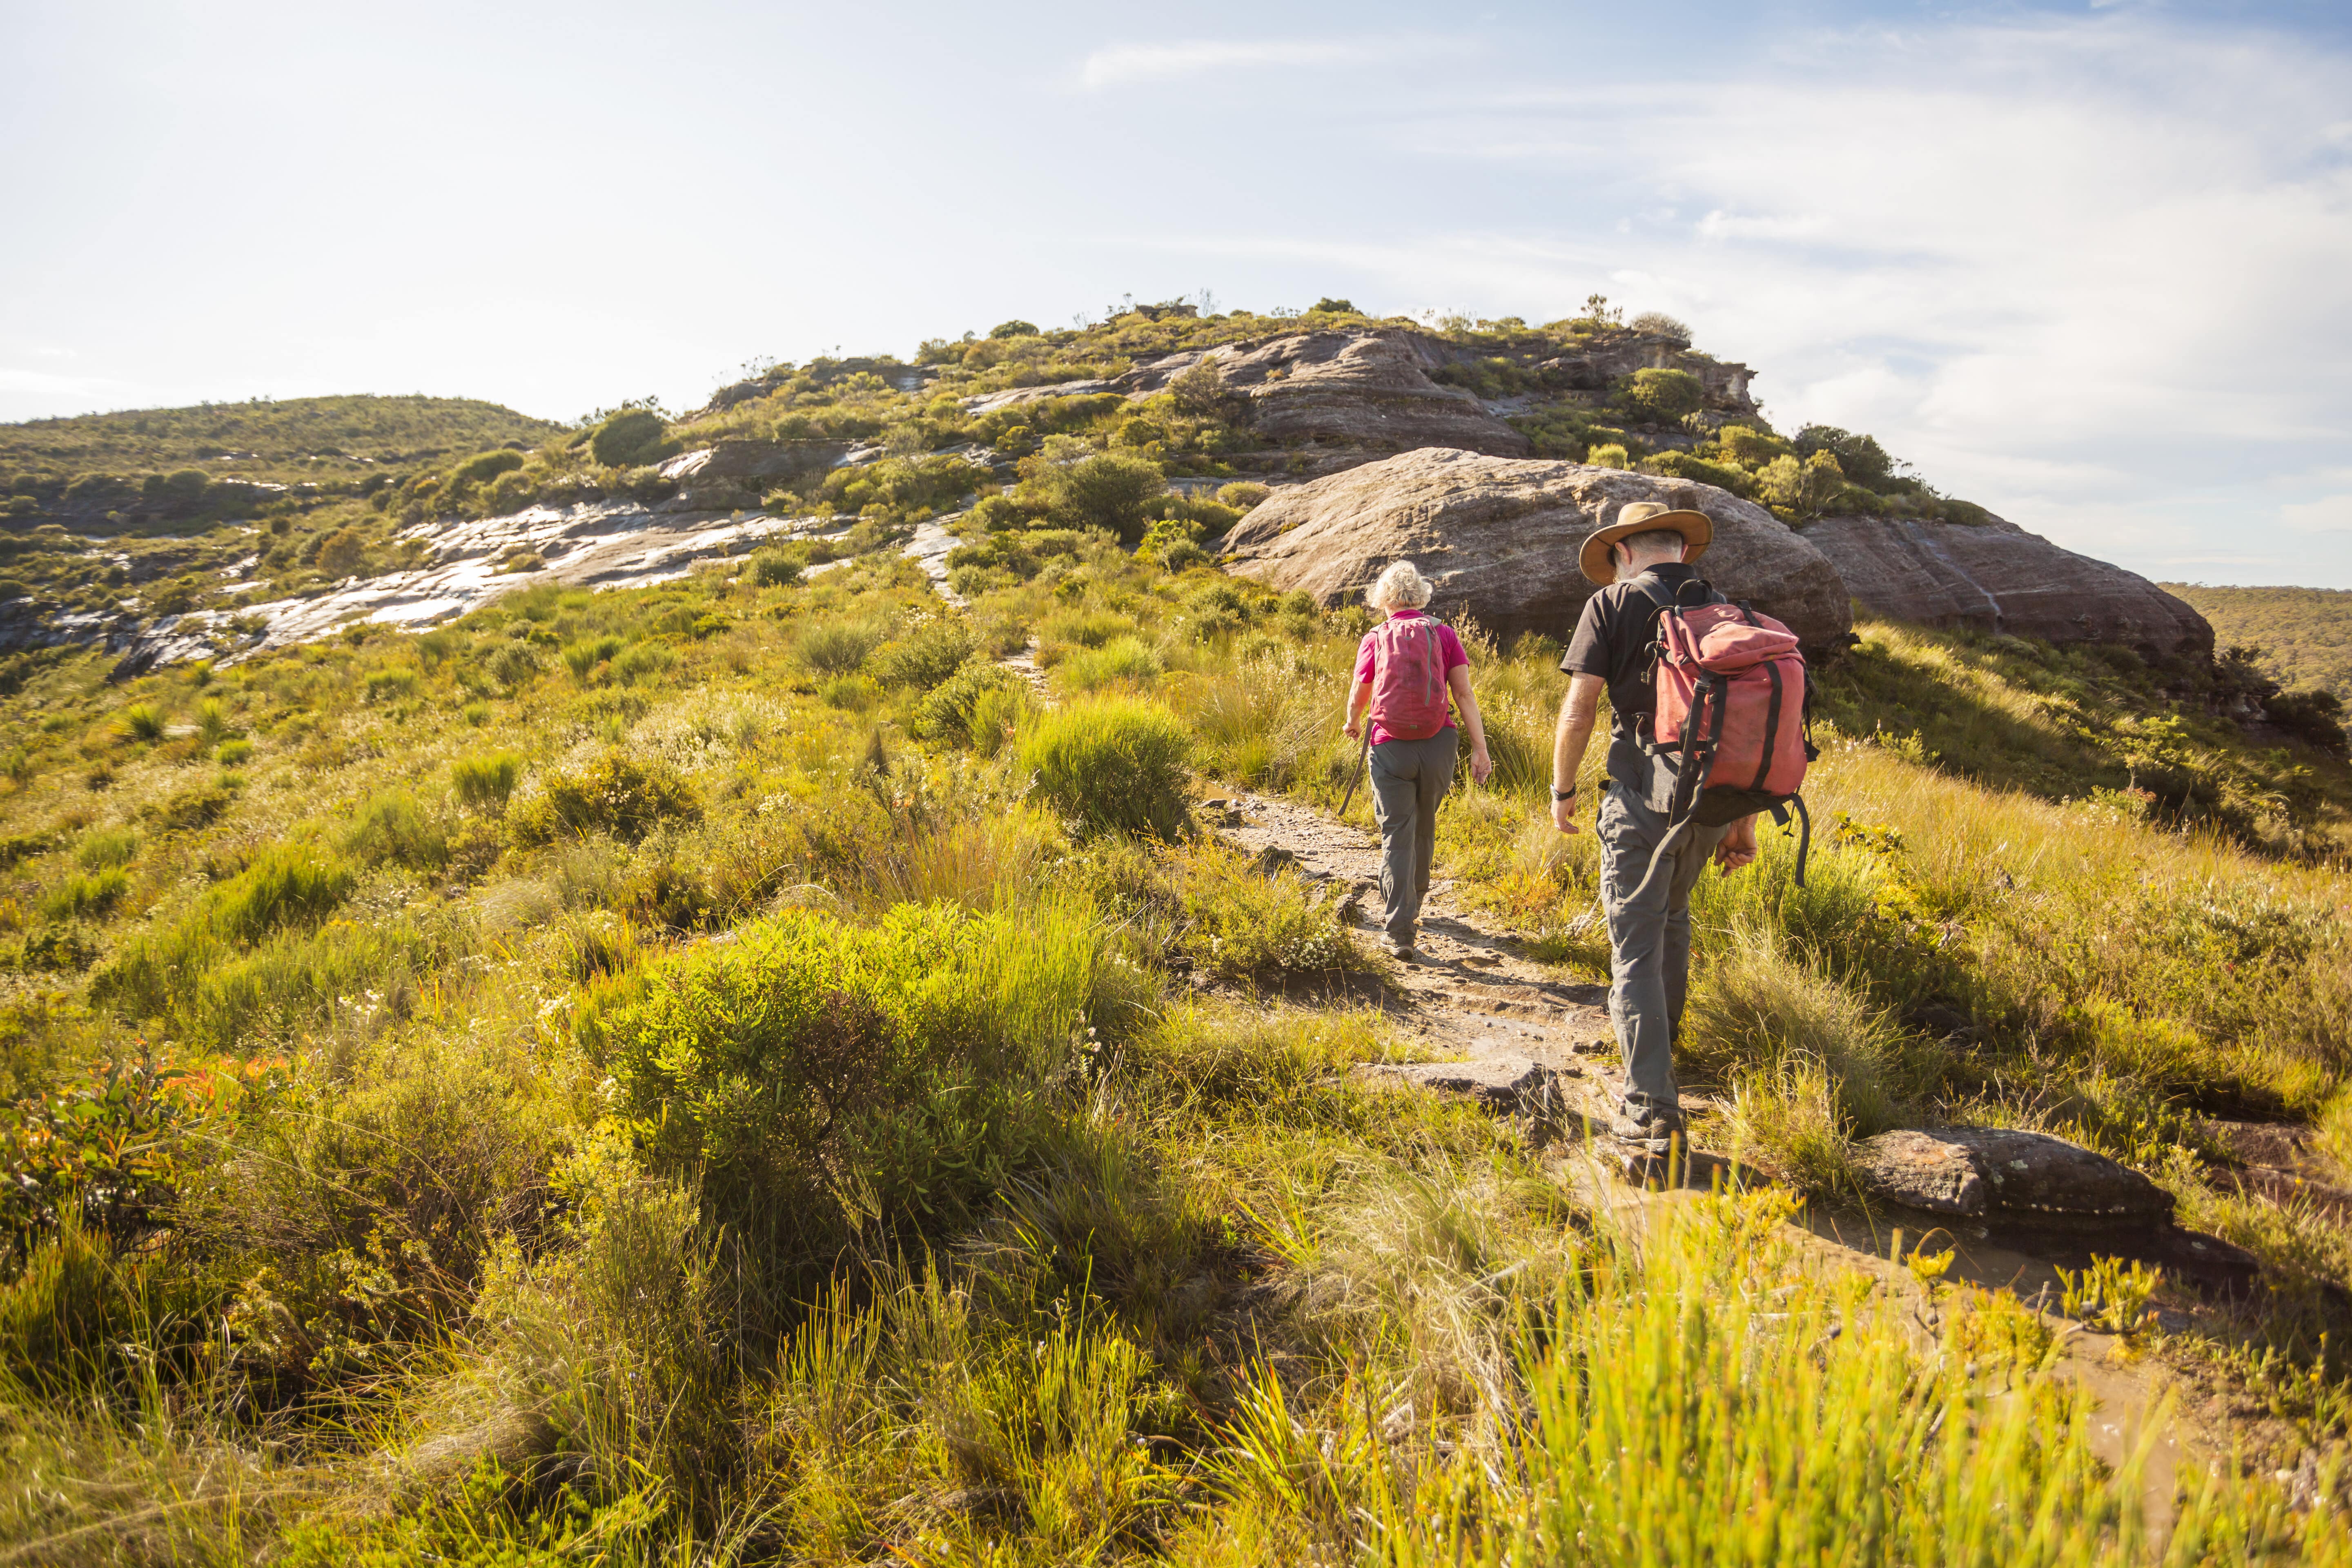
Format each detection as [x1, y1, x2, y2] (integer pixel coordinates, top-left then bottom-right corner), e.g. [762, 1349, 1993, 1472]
[0, 393, 566, 488]
[2162, 584, 2352, 702]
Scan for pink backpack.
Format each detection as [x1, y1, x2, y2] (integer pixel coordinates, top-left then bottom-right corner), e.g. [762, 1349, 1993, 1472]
[1364, 617, 1451, 741]
[1629, 580, 1816, 895]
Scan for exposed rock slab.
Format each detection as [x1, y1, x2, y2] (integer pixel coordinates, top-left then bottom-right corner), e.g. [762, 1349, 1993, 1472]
[964, 329, 1531, 457]
[1221, 447, 1851, 646]
[1806, 513, 2212, 657]
[1852, 1127, 2174, 1223]
[1368, 1056, 1569, 1116]
[1162, 331, 1531, 457]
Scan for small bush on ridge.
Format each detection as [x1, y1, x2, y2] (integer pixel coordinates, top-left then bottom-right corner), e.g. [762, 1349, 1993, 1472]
[1018, 697, 1192, 840]
[508, 750, 700, 846]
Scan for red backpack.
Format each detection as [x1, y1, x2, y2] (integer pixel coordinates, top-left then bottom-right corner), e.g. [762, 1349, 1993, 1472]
[1364, 616, 1452, 740]
[1629, 577, 1815, 895]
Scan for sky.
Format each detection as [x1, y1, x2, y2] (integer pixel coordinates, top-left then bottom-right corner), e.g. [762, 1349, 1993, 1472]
[4, 0, 2349, 586]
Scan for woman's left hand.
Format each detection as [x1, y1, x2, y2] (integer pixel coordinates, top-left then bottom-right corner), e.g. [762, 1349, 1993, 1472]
[1469, 744, 1493, 785]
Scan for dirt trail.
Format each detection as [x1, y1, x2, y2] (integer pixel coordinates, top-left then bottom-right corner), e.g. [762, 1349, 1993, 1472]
[1206, 783, 2251, 1525]
[1208, 787, 1666, 1127]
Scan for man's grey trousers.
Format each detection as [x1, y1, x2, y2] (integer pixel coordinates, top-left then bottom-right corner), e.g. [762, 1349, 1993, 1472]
[1369, 730, 1458, 946]
[1598, 780, 1728, 1111]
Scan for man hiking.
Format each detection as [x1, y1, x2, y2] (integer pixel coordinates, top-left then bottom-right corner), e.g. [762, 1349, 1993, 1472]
[1343, 560, 1494, 963]
[1551, 502, 1760, 1147]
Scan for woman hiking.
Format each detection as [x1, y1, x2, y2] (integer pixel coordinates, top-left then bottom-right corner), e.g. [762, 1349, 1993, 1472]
[1343, 561, 1494, 962]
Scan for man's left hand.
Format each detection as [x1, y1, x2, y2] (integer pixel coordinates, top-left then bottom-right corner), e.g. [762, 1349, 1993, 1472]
[1715, 815, 1760, 872]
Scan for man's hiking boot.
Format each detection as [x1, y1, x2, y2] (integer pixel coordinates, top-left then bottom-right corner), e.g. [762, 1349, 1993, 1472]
[1610, 1101, 1686, 1153]
[1383, 936, 1420, 964]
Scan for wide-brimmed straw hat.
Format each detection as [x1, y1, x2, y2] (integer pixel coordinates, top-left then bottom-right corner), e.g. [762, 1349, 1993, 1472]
[1578, 500, 1714, 586]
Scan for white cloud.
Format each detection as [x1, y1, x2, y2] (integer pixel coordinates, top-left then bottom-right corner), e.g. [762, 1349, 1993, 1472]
[1278, 15, 2352, 581]
[1077, 36, 1469, 91]
[2283, 495, 2352, 535]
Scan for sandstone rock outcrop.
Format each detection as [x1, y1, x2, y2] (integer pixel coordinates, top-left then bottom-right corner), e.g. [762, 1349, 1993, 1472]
[1851, 1127, 2174, 1223]
[1144, 331, 1532, 457]
[964, 329, 1532, 458]
[658, 439, 851, 508]
[1220, 448, 1852, 647]
[1806, 513, 2212, 658]
[1530, 332, 1759, 412]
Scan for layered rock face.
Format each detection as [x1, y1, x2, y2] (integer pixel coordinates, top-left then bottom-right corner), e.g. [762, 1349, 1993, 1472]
[1530, 332, 1759, 412]
[657, 438, 851, 510]
[965, 329, 1532, 459]
[1153, 331, 1532, 457]
[1806, 513, 2213, 659]
[1220, 448, 1852, 647]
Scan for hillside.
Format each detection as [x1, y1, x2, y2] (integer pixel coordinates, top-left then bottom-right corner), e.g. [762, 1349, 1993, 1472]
[2167, 583, 2352, 703]
[5, 306, 2352, 1560]
[0, 393, 564, 488]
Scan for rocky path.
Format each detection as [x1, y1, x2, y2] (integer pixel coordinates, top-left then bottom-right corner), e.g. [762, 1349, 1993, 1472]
[1200, 783, 2272, 1526]
[1208, 786, 1663, 1131]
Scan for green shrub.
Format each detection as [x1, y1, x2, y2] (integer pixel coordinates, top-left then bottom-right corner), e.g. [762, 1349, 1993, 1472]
[1758, 452, 1846, 520]
[214, 737, 252, 766]
[1217, 481, 1271, 510]
[0, 833, 53, 869]
[1586, 443, 1630, 470]
[1040, 608, 1136, 650]
[1794, 425, 1898, 489]
[612, 643, 676, 685]
[574, 901, 1107, 1270]
[74, 826, 137, 870]
[562, 634, 625, 683]
[451, 750, 525, 811]
[147, 782, 231, 831]
[343, 790, 450, 870]
[115, 703, 167, 743]
[1165, 840, 1378, 978]
[40, 869, 128, 923]
[0, 1218, 145, 1391]
[990, 319, 1040, 339]
[1029, 451, 1165, 543]
[868, 619, 978, 690]
[1018, 697, 1192, 839]
[451, 448, 526, 486]
[1619, 368, 1706, 422]
[488, 642, 541, 688]
[590, 408, 675, 468]
[1054, 635, 1163, 693]
[747, 549, 802, 588]
[508, 750, 700, 846]
[1717, 425, 1790, 467]
[93, 845, 356, 1023]
[797, 618, 887, 676]
[917, 662, 1030, 750]
[363, 668, 419, 703]
[316, 528, 370, 577]
[1642, 450, 1755, 499]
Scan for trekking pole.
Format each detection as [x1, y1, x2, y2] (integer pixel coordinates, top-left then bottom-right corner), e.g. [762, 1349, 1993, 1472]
[1336, 728, 1371, 818]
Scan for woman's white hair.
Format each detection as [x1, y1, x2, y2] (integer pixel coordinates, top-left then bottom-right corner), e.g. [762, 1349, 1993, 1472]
[1365, 559, 1434, 610]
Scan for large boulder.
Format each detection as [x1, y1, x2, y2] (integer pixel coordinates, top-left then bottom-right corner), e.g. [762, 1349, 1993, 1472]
[1220, 448, 1852, 647]
[1851, 1127, 2175, 1223]
[1806, 513, 2212, 658]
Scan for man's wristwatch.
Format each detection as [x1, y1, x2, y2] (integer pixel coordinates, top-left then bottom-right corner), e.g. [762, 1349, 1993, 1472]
[1552, 786, 1578, 801]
